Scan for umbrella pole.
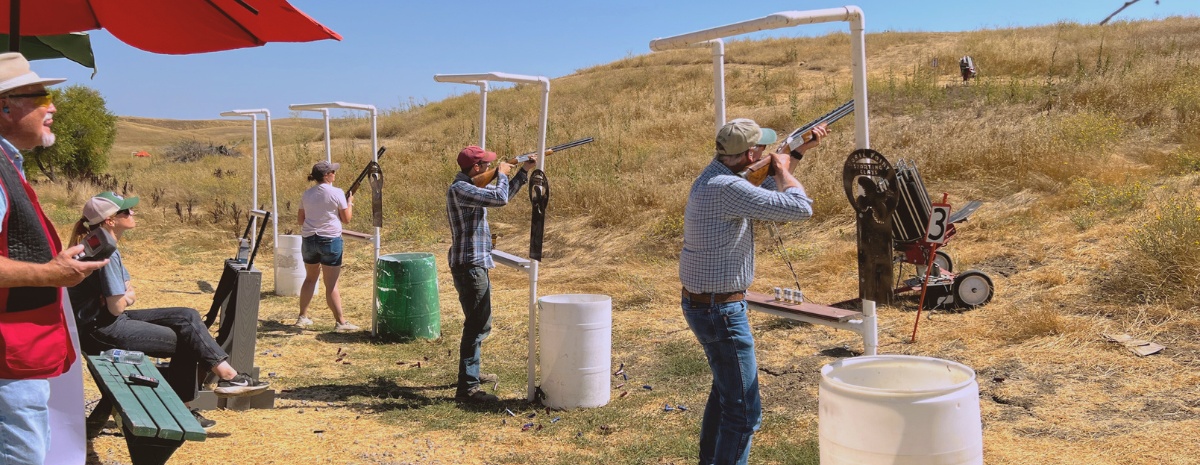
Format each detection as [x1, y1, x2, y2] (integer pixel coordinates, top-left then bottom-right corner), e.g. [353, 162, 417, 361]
[9, 0, 19, 52]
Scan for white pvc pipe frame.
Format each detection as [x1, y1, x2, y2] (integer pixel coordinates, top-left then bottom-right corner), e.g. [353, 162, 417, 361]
[650, 6, 877, 355]
[649, 5, 870, 148]
[434, 72, 549, 402]
[219, 109, 278, 251]
[287, 102, 381, 336]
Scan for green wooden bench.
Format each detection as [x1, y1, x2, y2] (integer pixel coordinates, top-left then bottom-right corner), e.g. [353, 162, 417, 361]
[85, 355, 207, 465]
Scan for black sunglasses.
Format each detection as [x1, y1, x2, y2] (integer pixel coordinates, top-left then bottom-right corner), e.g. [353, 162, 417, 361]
[116, 209, 134, 216]
[5, 91, 50, 98]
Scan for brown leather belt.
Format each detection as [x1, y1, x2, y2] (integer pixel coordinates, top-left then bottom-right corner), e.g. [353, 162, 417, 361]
[682, 288, 746, 303]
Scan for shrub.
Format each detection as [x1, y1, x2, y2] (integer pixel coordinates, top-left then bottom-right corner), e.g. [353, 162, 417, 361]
[164, 139, 242, 163]
[26, 85, 117, 180]
[1127, 197, 1200, 292]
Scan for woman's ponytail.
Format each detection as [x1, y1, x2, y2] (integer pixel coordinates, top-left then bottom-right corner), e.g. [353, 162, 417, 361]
[68, 218, 90, 247]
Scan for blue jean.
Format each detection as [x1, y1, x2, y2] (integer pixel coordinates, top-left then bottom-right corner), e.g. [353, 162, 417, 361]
[301, 235, 343, 267]
[86, 308, 229, 403]
[0, 378, 50, 465]
[682, 297, 761, 465]
[450, 265, 492, 395]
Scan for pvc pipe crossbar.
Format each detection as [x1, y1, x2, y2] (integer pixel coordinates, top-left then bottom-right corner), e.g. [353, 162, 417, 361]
[435, 72, 550, 402]
[287, 101, 382, 336]
[220, 109, 278, 250]
[649, 6, 870, 149]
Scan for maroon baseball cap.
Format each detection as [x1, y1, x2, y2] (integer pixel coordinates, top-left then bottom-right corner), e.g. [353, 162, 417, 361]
[457, 146, 497, 170]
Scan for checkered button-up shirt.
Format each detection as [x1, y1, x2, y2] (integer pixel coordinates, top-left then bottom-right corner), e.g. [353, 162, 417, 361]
[679, 159, 813, 294]
[446, 170, 528, 268]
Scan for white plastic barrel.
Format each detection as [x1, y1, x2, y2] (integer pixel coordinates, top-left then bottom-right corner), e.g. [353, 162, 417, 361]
[273, 235, 307, 296]
[538, 294, 611, 409]
[819, 355, 983, 465]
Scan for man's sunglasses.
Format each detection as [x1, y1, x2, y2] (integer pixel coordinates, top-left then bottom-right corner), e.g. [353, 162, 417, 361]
[4, 91, 52, 108]
[116, 209, 134, 216]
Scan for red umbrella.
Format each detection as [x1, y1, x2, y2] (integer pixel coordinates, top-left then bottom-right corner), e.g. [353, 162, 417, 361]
[1, 0, 341, 54]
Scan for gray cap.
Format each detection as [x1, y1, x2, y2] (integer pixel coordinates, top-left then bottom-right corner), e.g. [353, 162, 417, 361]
[311, 160, 340, 180]
[716, 118, 777, 155]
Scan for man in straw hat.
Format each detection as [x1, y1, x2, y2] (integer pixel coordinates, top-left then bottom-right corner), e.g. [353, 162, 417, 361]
[0, 52, 109, 464]
[678, 118, 826, 465]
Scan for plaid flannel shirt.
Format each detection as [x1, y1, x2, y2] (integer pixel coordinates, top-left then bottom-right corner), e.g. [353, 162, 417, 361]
[446, 170, 528, 268]
[679, 159, 813, 294]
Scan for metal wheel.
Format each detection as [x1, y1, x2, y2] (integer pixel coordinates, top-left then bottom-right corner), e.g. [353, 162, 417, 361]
[934, 250, 954, 273]
[951, 270, 993, 309]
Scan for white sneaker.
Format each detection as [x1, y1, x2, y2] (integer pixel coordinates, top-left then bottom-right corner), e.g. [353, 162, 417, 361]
[296, 316, 314, 327]
[334, 321, 360, 332]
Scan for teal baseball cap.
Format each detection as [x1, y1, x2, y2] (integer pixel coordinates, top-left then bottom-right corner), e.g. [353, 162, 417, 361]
[716, 118, 777, 155]
[82, 191, 139, 224]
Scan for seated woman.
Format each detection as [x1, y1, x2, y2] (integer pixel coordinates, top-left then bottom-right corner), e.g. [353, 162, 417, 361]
[67, 192, 268, 428]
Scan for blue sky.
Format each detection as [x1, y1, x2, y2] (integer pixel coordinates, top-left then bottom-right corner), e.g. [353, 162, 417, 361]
[31, 0, 1199, 120]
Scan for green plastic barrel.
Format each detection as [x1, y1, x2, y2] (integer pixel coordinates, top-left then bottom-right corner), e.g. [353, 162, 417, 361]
[375, 253, 441, 342]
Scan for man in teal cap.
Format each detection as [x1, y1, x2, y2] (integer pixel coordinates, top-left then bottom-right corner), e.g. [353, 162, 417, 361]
[678, 118, 826, 465]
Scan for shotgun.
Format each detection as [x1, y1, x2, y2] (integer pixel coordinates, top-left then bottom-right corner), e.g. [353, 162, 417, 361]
[738, 99, 854, 186]
[472, 137, 594, 188]
[346, 146, 386, 200]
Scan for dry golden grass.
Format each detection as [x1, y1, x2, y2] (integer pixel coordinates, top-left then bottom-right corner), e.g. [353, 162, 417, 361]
[50, 15, 1200, 465]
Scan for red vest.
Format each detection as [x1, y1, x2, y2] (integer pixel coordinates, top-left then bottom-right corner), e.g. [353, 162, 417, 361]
[0, 144, 74, 379]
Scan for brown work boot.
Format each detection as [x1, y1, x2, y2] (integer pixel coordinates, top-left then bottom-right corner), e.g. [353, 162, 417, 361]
[455, 386, 499, 403]
[479, 373, 498, 384]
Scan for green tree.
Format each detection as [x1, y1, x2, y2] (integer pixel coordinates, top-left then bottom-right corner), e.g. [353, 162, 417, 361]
[26, 85, 118, 180]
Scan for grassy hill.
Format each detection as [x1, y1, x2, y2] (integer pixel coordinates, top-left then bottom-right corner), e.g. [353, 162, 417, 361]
[57, 16, 1200, 464]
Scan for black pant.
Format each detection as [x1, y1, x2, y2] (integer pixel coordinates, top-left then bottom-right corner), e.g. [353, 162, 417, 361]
[85, 307, 228, 403]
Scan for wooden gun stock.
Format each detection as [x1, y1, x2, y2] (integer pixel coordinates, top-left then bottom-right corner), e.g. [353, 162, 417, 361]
[470, 137, 594, 188]
[737, 100, 855, 186]
[346, 146, 386, 200]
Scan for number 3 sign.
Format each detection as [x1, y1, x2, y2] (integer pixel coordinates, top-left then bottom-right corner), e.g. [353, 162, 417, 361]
[925, 203, 952, 244]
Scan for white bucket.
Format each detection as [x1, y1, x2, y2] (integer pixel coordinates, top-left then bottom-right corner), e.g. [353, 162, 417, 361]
[819, 355, 983, 465]
[538, 294, 611, 409]
[273, 235, 307, 296]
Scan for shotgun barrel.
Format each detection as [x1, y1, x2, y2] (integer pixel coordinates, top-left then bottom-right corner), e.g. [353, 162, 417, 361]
[737, 100, 854, 186]
[472, 137, 594, 187]
[777, 99, 854, 155]
[346, 146, 386, 200]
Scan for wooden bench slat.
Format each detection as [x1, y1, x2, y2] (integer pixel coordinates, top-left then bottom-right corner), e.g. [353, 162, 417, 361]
[87, 357, 159, 438]
[745, 291, 863, 322]
[133, 363, 207, 441]
[112, 362, 184, 440]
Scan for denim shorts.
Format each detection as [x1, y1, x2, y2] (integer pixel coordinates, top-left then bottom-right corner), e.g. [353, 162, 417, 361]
[301, 235, 343, 267]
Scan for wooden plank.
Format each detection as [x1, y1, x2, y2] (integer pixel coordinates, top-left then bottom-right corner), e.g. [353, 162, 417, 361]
[133, 362, 207, 442]
[745, 291, 862, 322]
[86, 356, 159, 438]
[112, 363, 183, 440]
[341, 230, 372, 242]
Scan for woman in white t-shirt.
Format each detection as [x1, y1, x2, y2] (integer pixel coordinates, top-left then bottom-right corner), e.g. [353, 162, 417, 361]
[295, 161, 358, 331]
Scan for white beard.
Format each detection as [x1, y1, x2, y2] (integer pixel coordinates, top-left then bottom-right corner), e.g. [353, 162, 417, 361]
[40, 114, 54, 147]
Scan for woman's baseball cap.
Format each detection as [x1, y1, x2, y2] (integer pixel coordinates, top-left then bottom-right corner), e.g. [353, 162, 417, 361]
[82, 192, 139, 225]
[311, 160, 340, 180]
